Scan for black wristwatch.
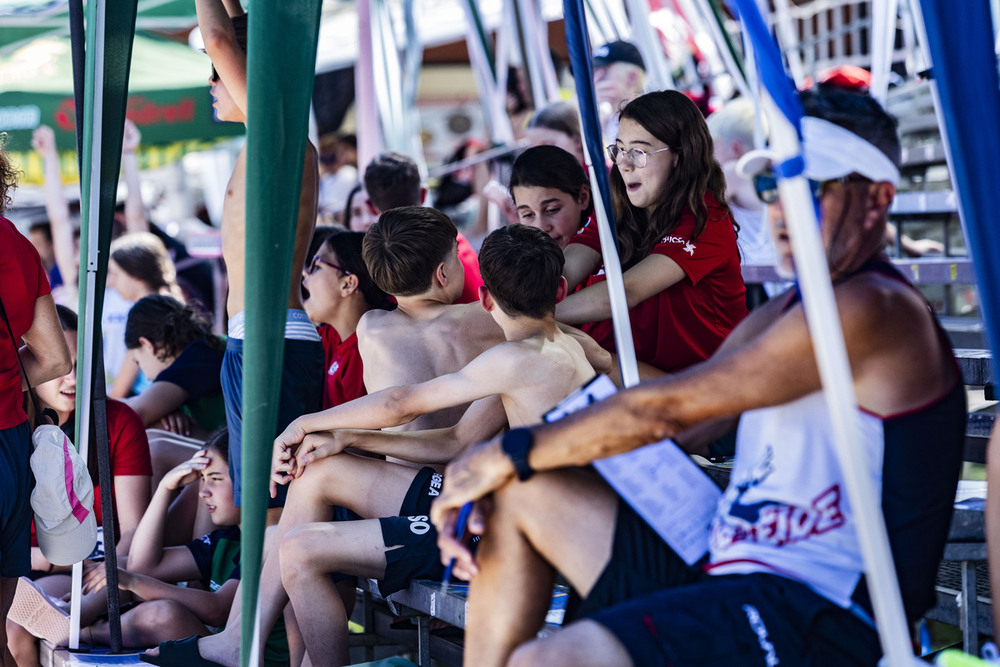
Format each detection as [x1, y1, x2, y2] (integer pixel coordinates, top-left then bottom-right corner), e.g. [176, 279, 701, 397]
[501, 427, 534, 481]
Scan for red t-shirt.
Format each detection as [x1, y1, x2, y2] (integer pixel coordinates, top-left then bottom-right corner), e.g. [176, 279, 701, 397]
[0, 217, 52, 429]
[31, 400, 153, 545]
[318, 324, 367, 409]
[455, 232, 484, 305]
[569, 195, 748, 373]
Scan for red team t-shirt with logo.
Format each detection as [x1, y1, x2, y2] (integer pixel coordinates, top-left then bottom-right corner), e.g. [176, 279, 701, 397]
[568, 194, 747, 372]
[318, 324, 367, 409]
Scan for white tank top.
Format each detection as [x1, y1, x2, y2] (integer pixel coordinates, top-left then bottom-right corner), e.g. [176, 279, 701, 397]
[706, 391, 884, 608]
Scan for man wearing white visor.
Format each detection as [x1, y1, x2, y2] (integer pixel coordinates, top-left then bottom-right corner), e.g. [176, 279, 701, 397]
[430, 89, 966, 666]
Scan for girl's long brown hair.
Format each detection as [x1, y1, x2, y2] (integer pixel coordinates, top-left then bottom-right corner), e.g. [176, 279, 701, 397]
[609, 91, 735, 268]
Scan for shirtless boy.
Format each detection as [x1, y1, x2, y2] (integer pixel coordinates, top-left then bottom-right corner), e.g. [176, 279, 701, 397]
[146, 218, 605, 666]
[197, 0, 323, 511]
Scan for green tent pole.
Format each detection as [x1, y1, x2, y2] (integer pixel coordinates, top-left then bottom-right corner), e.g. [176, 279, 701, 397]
[75, 0, 136, 653]
[240, 3, 322, 666]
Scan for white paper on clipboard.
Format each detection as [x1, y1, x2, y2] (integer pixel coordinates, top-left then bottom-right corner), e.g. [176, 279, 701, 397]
[544, 374, 721, 565]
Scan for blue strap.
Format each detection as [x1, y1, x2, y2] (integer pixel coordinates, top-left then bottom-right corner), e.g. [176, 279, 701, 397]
[775, 155, 805, 180]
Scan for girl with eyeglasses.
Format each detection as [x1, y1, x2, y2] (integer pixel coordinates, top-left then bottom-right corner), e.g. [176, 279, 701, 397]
[555, 90, 748, 375]
[302, 229, 395, 410]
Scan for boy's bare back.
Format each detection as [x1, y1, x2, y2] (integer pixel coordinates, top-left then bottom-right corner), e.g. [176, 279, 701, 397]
[490, 328, 595, 428]
[358, 302, 505, 431]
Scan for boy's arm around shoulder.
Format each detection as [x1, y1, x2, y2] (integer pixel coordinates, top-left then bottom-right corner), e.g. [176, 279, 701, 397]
[297, 396, 508, 468]
[296, 342, 520, 435]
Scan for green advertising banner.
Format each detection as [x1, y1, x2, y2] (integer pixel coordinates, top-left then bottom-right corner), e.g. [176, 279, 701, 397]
[0, 31, 244, 182]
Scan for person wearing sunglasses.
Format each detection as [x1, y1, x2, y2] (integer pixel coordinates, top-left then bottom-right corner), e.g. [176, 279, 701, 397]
[302, 230, 394, 411]
[555, 90, 748, 376]
[430, 87, 965, 667]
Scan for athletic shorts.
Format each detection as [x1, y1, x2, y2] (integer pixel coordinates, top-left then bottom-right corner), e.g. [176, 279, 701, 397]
[375, 468, 446, 596]
[0, 421, 34, 577]
[221, 332, 324, 508]
[589, 572, 881, 666]
[567, 499, 703, 621]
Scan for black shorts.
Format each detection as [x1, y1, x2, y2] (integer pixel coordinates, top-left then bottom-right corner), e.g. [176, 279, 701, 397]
[398, 467, 443, 516]
[377, 515, 444, 596]
[589, 572, 881, 666]
[567, 499, 702, 621]
[372, 468, 447, 596]
[0, 421, 33, 578]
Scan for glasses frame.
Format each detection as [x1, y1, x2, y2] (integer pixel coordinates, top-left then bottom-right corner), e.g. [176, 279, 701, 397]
[751, 171, 872, 204]
[606, 144, 672, 169]
[307, 255, 351, 276]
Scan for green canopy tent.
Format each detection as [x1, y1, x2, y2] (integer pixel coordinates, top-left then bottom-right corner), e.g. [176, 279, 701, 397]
[0, 0, 197, 54]
[0, 31, 244, 183]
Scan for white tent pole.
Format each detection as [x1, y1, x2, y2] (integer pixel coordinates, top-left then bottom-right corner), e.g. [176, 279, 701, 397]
[764, 94, 917, 667]
[623, 0, 674, 92]
[356, 0, 382, 171]
[870, 0, 898, 103]
[906, 0, 968, 245]
[516, 0, 561, 103]
[578, 137, 639, 387]
[769, 0, 807, 87]
[675, 0, 752, 101]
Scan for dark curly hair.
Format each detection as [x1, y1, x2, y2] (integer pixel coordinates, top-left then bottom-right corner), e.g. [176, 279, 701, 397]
[0, 134, 21, 215]
[124, 294, 223, 360]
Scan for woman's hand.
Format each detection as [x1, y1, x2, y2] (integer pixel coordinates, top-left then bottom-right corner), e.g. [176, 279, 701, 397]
[160, 450, 209, 492]
[158, 410, 194, 436]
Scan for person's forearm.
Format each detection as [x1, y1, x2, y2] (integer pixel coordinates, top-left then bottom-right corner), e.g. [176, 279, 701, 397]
[126, 484, 174, 573]
[529, 393, 673, 470]
[221, 0, 244, 16]
[41, 152, 76, 288]
[121, 152, 148, 233]
[344, 427, 473, 465]
[297, 386, 422, 434]
[125, 572, 232, 626]
[555, 281, 613, 325]
[19, 344, 71, 389]
[197, 0, 238, 49]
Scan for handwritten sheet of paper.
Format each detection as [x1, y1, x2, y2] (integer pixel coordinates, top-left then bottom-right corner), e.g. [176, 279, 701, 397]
[544, 375, 721, 565]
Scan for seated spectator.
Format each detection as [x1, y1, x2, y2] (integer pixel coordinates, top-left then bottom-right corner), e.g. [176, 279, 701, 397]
[302, 229, 394, 409]
[430, 87, 967, 667]
[525, 101, 585, 164]
[143, 222, 606, 667]
[364, 152, 485, 303]
[123, 294, 226, 436]
[706, 97, 778, 309]
[8, 432, 290, 664]
[6, 306, 152, 666]
[0, 140, 73, 664]
[342, 184, 377, 233]
[107, 232, 185, 400]
[509, 145, 592, 249]
[556, 90, 748, 375]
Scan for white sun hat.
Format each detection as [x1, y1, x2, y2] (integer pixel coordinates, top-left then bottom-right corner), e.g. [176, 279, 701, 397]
[30, 425, 97, 566]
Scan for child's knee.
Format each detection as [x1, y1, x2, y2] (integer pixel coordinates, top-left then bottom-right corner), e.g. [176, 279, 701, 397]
[279, 525, 324, 578]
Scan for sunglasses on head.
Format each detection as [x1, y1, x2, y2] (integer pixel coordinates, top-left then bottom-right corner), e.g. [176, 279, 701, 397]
[307, 255, 351, 276]
[751, 171, 872, 204]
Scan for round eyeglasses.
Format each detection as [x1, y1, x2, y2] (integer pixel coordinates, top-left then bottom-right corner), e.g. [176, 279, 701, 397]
[606, 145, 672, 168]
[307, 255, 351, 276]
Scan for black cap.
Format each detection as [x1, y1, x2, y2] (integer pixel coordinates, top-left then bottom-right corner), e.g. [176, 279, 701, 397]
[592, 40, 645, 71]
